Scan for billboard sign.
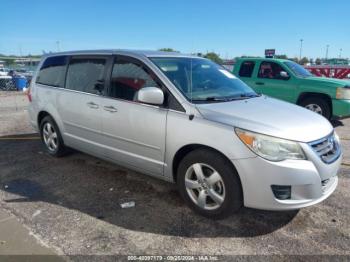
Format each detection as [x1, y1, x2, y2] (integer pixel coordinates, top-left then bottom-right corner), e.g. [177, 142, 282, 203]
[265, 49, 275, 58]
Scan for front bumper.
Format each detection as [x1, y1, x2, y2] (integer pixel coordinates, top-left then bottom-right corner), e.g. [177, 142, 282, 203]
[232, 144, 342, 210]
[332, 99, 350, 118]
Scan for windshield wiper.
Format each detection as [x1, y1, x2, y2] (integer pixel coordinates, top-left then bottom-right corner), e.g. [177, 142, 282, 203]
[191, 97, 228, 102]
[191, 93, 260, 103]
[225, 93, 260, 101]
[205, 97, 228, 101]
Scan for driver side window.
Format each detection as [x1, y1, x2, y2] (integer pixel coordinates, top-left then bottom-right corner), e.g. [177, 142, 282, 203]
[258, 62, 287, 80]
[109, 57, 159, 101]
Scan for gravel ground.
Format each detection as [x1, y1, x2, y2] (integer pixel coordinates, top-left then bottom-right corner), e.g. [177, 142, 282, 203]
[0, 92, 349, 260]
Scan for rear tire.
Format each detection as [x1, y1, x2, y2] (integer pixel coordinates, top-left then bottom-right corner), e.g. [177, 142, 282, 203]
[40, 116, 67, 157]
[300, 97, 331, 119]
[177, 149, 243, 219]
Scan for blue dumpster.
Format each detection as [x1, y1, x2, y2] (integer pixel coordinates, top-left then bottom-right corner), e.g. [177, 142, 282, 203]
[13, 76, 27, 90]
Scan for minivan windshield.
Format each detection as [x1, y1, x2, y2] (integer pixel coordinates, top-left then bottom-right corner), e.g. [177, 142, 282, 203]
[150, 57, 258, 103]
[284, 61, 313, 78]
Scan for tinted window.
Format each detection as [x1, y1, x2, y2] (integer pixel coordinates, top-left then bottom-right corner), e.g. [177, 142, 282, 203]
[36, 56, 67, 87]
[258, 62, 287, 80]
[110, 57, 158, 101]
[239, 61, 255, 77]
[65, 58, 106, 94]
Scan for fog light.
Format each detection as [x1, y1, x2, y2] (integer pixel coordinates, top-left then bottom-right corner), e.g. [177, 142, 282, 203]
[271, 185, 291, 200]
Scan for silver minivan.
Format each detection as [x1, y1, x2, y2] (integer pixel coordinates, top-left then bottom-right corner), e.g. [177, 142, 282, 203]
[28, 50, 342, 218]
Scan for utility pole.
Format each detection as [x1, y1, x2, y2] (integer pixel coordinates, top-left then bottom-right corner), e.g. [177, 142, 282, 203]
[325, 45, 329, 60]
[19, 44, 23, 57]
[56, 41, 60, 52]
[299, 39, 303, 60]
[339, 48, 342, 58]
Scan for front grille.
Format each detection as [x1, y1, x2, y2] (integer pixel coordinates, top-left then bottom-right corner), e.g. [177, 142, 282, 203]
[309, 133, 341, 164]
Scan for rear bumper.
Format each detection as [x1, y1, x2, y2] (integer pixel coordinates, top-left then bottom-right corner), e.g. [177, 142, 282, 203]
[332, 99, 350, 118]
[27, 105, 38, 132]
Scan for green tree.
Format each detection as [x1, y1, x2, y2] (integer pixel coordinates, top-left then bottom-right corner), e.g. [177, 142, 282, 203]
[4, 58, 15, 66]
[315, 58, 322, 65]
[204, 52, 223, 64]
[158, 48, 178, 52]
[289, 57, 299, 63]
[299, 57, 309, 65]
[275, 54, 288, 59]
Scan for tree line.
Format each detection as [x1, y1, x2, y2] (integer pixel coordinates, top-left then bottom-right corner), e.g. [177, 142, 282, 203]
[158, 48, 324, 65]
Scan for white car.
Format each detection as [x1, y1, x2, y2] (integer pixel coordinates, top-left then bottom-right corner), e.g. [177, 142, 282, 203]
[0, 68, 9, 76]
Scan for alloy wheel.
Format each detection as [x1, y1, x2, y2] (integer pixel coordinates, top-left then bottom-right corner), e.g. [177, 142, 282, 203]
[184, 163, 226, 210]
[305, 103, 323, 115]
[42, 122, 58, 152]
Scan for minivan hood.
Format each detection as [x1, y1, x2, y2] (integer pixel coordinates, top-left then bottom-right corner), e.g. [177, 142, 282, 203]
[196, 96, 333, 143]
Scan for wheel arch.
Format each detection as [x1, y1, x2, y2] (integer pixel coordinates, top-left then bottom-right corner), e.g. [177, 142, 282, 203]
[172, 144, 242, 187]
[37, 111, 51, 127]
[37, 110, 64, 139]
[297, 92, 333, 115]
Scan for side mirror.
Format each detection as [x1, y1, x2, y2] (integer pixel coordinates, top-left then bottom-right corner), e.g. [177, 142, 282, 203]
[280, 71, 290, 80]
[136, 87, 164, 105]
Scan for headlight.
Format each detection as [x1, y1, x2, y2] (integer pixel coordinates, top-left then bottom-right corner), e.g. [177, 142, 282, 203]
[235, 128, 306, 161]
[336, 87, 350, 100]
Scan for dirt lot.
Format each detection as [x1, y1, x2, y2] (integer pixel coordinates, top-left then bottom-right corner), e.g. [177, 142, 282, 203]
[0, 92, 349, 260]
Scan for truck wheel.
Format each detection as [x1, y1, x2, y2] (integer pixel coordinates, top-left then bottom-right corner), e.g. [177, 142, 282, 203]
[40, 116, 67, 157]
[177, 149, 243, 219]
[300, 97, 331, 119]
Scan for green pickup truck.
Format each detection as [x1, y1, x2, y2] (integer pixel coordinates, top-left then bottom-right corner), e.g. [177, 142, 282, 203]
[233, 58, 350, 119]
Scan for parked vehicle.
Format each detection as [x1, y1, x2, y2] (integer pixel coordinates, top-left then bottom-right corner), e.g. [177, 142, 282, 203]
[233, 58, 350, 119]
[28, 50, 341, 218]
[0, 68, 9, 76]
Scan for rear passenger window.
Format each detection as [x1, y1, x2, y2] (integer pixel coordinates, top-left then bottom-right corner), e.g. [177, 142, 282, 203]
[239, 61, 255, 77]
[36, 56, 67, 87]
[110, 57, 159, 101]
[65, 58, 106, 95]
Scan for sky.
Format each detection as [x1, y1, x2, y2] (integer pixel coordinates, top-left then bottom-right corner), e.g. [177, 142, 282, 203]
[1, 0, 349, 59]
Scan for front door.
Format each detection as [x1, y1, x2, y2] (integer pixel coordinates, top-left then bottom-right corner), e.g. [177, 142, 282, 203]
[252, 61, 296, 103]
[100, 55, 167, 175]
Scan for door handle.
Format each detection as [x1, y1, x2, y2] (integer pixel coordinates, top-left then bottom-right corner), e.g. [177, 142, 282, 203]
[87, 101, 99, 109]
[103, 105, 118, 112]
[255, 82, 265, 85]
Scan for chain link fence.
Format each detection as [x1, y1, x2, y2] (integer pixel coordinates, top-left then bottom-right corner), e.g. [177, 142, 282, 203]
[0, 74, 32, 91]
[0, 77, 17, 91]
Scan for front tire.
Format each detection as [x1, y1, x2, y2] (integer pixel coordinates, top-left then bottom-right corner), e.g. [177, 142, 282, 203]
[177, 149, 243, 219]
[300, 97, 331, 119]
[40, 116, 67, 157]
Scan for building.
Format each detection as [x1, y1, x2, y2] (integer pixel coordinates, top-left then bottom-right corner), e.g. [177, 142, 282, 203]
[14, 58, 41, 67]
[323, 58, 349, 65]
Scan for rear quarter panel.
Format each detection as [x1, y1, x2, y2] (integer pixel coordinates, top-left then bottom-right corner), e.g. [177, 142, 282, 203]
[30, 83, 65, 135]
